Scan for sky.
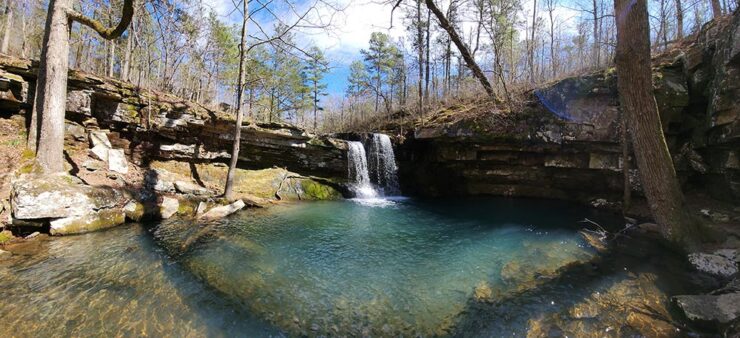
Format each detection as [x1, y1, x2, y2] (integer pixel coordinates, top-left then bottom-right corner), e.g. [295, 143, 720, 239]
[201, 0, 581, 95]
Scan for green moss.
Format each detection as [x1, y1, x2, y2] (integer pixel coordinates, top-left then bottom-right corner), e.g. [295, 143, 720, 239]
[51, 210, 126, 235]
[21, 149, 35, 160]
[0, 231, 13, 244]
[177, 200, 196, 216]
[301, 179, 341, 200]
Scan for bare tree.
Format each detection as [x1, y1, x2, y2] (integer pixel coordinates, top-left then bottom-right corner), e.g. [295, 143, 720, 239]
[30, 0, 134, 173]
[614, 0, 701, 246]
[1, 0, 11, 54]
[422, 0, 494, 96]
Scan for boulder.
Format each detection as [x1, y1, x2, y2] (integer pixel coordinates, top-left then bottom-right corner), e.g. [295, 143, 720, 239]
[11, 174, 121, 220]
[674, 293, 740, 324]
[174, 181, 209, 195]
[123, 200, 146, 221]
[199, 200, 245, 221]
[49, 209, 125, 235]
[145, 168, 177, 193]
[688, 252, 738, 278]
[89, 130, 112, 148]
[65, 121, 87, 141]
[89, 144, 109, 161]
[82, 159, 104, 171]
[159, 197, 179, 219]
[107, 148, 129, 174]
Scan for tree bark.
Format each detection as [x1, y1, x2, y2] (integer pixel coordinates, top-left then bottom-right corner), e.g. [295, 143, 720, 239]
[710, 0, 722, 17]
[416, 0, 424, 121]
[614, 0, 700, 247]
[33, 0, 72, 172]
[529, 0, 537, 84]
[32, 0, 134, 173]
[675, 0, 683, 40]
[424, 0, 494, 97]
[1, 0, 11, 54]
[223, 0, 249, 200]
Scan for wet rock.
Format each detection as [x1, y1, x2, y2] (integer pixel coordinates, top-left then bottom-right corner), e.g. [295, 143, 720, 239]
[688, 252, 738, 278]
[24, 231, 40, 239]
[107, 148, 129, 174]
[579, 230, 608, 252]
[700, 209, 731, 222]
[199, 200, 245, 221]
[11, 174, 122, 220]
[159, 197, 179, 219]
[0, 230, 14, 244]
[473, 281, 493, 302]
[715, 249, 739, 263]
[174, 181, 209, 195]
[123, 200, 145, 221]
[195, 201, 207, 216]
[674, 293, 740, 324]
[49, 209, 126, 235]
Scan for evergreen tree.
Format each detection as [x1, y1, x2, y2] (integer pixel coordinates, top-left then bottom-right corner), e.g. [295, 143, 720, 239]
[304, 46, 329, 132]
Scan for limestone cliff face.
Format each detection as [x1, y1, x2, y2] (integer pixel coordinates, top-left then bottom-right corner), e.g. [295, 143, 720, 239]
[0, 56, 349, 180]
[398, 12, 740, 204]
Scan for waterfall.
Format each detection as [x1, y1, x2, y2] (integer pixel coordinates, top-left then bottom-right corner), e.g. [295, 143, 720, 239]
[367, 133, 400, 196]
[347, 141, 378, 198]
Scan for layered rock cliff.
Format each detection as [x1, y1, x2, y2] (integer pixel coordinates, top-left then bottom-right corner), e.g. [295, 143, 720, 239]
[0, 55, 350, 179]
[397, 11, 740, 206]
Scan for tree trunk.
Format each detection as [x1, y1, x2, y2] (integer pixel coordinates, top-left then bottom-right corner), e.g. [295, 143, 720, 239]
[424, 0, 494, 97]
[33, 0, 134, 172]
[710, 0, 722, 17]
[529, 0, 537, 84]
[592, 0, 600, 68]
[122, 21, 134, 81]
[1, 0, 11, 54]
[416, 0, 424, 122]
[424, 8, 431, 101]
[614, 0, 700, 247]
[33, 0, 72, 172]
[224, 0, 249, 199]
[675, 0, 683, 40]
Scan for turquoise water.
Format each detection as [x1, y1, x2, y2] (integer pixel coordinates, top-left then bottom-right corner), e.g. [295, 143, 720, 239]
[154, 197, 625, 336]
[0, 197, 698, 337]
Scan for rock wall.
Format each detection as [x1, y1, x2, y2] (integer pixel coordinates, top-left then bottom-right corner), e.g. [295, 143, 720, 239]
[398, 11, 740, 205]
[0, 56, 350, 180]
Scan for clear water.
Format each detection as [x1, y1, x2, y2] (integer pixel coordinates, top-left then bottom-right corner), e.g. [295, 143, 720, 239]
[0, 197, 699, 337]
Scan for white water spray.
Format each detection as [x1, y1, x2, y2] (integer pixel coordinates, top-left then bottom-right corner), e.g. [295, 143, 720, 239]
[367, 133, 400, 196]
[347, 141, 378, 198]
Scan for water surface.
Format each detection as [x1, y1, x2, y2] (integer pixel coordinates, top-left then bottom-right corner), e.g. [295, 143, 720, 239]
[0, 197, 698, 337]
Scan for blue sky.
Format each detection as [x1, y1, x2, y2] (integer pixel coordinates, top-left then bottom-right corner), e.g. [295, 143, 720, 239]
[202, 0, 581, 96]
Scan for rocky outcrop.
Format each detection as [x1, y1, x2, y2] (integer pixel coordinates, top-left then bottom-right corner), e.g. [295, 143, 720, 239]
[397, 12, 740, 205]
[0, 55, 350, 180]
[10, 174, 129, 235]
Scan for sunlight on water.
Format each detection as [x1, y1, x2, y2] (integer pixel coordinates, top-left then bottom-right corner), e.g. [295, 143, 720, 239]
[154, 197, 618, 336]
[0, 197, 696, 337]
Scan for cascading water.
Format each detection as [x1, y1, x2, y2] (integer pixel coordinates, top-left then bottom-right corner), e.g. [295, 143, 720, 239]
[347, 141, 378, 198]
[366, 133, 400, 196]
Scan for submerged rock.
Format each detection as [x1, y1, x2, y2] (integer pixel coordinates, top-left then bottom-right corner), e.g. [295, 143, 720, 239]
[688, 252, 738, 278]
[674, 293, 740, 324]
